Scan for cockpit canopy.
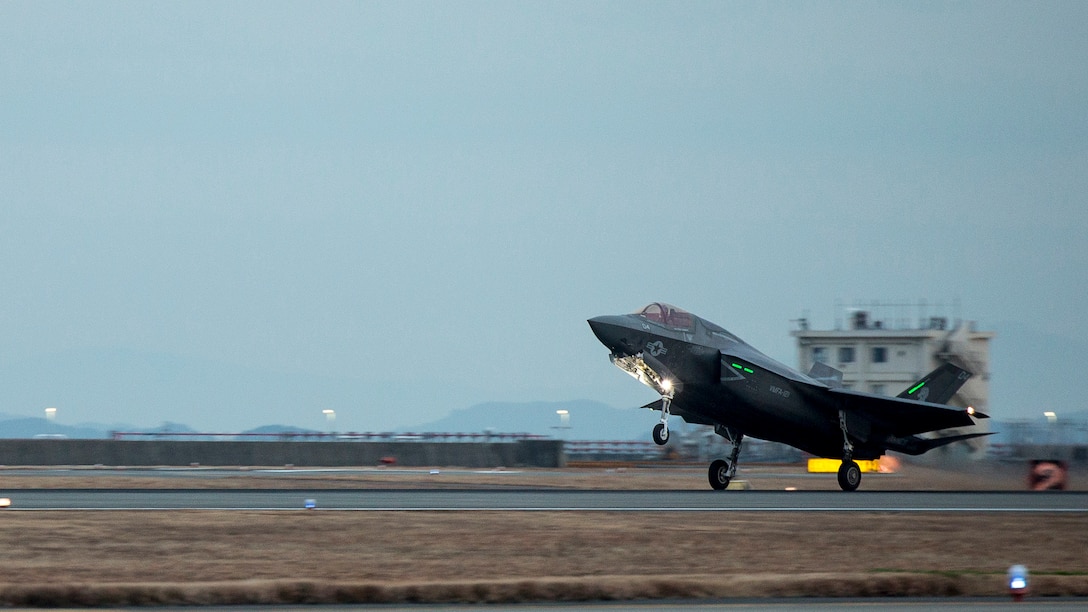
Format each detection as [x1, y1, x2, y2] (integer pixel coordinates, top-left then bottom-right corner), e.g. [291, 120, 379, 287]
[635, 303, 695, 331]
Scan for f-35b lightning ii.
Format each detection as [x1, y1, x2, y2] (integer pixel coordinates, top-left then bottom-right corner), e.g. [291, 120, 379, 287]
[588, 303, 990, 491]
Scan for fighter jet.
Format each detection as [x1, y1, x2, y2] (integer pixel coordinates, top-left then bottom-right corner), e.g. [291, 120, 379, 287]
[588, 303, 990, 491]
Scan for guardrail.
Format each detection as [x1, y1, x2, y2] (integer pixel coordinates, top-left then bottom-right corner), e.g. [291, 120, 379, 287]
[564, 440, 661, 457]
[0, 438, 564, 468]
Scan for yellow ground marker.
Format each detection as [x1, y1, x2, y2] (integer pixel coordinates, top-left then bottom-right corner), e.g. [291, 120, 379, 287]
[807, 458, 882, 473]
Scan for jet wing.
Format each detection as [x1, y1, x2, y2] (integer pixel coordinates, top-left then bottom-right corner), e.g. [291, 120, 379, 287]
[639, 398, 716, 426]
[830, 388, 987, 437]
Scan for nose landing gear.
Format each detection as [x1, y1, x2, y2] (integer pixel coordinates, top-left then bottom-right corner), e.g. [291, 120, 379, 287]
[651, 392, 673, 445]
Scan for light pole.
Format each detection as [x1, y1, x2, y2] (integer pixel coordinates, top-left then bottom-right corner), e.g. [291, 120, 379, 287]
[552, 409, 571, 440]
[1044, 411, 1057, 445]
[44, 407, 57, 434]
[322, 409, 336, 437]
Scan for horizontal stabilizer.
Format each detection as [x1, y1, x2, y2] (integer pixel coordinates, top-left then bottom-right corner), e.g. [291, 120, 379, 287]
[893, 432, 995, 456]
[808, 362, 844, 388]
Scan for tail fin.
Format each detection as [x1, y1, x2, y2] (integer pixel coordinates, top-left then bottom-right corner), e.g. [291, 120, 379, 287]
[898, 363, 972, 405]
[808, 362, 844, 388]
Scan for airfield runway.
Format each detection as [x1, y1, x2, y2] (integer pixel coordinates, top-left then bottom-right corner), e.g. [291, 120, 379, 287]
[4, 488, 1086, 511]
[2, 469, 1086, 606]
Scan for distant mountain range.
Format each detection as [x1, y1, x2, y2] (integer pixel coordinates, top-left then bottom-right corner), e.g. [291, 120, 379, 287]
[401, 399, 663, 441]
[0, 400, 665, 441]
[0, 347, 484, 434]
[1, 403, 1083, 443]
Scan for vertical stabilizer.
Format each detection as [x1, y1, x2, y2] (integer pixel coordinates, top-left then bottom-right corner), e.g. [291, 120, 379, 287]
[808, 362, 844, 388]
[898, 363, 972, 405]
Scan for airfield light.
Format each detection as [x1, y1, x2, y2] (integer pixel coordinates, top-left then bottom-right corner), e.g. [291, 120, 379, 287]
[44, 407, 57, 420]
[304, 498, 316, 510]
[0, 498, 10, 508]
[1044, 411, 1057, 423]
[555, 409, 570, 429]
[1008, 564, 1028, 601]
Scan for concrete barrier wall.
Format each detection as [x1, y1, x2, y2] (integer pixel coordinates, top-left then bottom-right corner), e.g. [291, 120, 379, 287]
[0, 439, 565, 468]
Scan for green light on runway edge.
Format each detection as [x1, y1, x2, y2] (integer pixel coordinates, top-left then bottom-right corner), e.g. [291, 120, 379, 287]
[909, 381, 926, 394]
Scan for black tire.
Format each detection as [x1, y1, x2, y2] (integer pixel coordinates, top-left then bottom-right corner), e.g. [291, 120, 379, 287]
[708, 459, 730, 490]
[837, 460, 862, 491]
[652, 423, 669, 445]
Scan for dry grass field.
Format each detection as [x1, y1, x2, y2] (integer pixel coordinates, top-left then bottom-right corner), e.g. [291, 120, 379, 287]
[1, 461, 1085, 605]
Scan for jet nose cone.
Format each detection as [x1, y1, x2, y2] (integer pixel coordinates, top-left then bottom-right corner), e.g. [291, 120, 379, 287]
[588, 315, 634, 354]
[587, 316, 610, 344]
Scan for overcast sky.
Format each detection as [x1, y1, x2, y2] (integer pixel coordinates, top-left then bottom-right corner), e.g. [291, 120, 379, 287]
[1, 2, 1086, 430]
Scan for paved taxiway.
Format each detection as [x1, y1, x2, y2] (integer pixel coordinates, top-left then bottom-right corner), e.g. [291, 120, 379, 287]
[3, 489, 1085, 511]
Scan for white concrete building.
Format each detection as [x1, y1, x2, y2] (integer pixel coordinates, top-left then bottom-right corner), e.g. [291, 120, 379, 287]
[792, 307, 994, 455]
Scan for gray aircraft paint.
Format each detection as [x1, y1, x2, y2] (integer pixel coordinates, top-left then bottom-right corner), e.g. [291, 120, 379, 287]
[589, 303, 989, 491]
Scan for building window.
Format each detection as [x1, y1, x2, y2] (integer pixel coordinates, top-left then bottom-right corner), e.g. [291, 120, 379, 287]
[812, 347, 826, 363]
[871, 384, 886, 396]
[838, 346, 855, 363]
[872, 347, 887, 363]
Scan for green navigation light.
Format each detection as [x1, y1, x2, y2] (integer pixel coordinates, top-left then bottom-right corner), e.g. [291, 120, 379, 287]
[909, 381, 926, 394]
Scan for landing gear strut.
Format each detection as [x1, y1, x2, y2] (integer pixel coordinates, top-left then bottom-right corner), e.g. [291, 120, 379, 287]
[708, 426, 743, 490]
[651, 390, 674, 446]
[837, 410, 861, 492]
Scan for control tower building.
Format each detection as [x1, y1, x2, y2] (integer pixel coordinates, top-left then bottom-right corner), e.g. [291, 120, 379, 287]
[791, 303, 994, 457]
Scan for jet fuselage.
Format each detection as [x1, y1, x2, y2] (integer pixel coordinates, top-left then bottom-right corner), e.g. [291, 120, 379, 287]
[589, 304, 985, 465]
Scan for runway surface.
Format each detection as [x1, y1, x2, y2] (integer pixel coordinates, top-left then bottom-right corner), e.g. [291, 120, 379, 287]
[3, 489, 1086, 511]
[143, 599, 1088, 611]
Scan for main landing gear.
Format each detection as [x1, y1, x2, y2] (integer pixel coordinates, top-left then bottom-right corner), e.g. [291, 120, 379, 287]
[708, 425, 743, 490]
[837, 410, 861, 492]
[837, 459, 862, 492]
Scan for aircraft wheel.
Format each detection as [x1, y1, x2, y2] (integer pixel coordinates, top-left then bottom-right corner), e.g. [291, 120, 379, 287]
[652, 423, 669, 445]
[837, 460, 862, 492]
[708, 459, 731, 490]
